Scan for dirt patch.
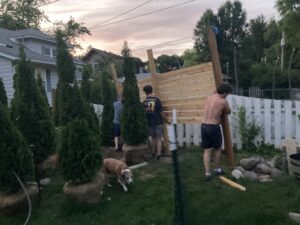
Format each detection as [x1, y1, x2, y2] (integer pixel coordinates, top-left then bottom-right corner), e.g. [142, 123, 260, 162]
[100, 146, 125, 161]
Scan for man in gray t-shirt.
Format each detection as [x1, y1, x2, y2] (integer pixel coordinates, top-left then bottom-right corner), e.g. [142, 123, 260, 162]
[113, 97, 123, 150]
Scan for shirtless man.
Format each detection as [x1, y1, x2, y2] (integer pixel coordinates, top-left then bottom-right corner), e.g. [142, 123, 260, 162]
[201, 83, 232, 181]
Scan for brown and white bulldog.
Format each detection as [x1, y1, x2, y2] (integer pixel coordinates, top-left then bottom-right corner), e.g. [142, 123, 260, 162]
[103, 158, 133, 192]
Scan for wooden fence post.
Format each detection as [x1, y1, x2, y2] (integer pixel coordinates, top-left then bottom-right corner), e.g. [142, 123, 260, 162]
[109, 63, 122, 97]
[207, 27, 235, 169]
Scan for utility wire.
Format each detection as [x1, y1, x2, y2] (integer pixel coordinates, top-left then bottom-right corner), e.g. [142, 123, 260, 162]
[39, 0, 59, 7]
[91, 0, 195, 30]
[89, 0, 152, 29]
[132, 36, 193, 51]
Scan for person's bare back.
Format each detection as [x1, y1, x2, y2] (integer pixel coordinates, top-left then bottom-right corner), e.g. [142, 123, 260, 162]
[202, 93, 231, 125]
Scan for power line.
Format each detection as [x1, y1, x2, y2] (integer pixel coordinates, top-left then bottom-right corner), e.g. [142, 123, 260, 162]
[132, 36, 193, 51]
[39, 0, 60, 7]
[91, 0, 195, 30]
[89, 0, 152, 29]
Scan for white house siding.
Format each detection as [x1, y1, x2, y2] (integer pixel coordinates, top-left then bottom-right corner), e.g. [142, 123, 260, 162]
[23, 39, 56, 55]
[0, 56, 13, 104]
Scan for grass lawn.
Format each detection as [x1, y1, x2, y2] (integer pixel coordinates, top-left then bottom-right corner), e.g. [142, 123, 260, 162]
[1, 148, 300, 225]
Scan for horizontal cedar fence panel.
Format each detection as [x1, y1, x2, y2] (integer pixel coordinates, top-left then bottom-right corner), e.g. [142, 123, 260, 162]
[165, 117, 203, 124]
[138, 62, 214, 124]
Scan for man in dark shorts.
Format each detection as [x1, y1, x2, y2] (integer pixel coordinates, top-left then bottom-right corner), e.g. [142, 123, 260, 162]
[113, 96, 123, 151]
[201, 83, 232, 181]
[143, 85, 164, 160]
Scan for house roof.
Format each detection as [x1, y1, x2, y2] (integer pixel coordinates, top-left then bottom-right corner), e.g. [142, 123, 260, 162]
[82, 47, 122, 62]
[0, 27, 83, 66]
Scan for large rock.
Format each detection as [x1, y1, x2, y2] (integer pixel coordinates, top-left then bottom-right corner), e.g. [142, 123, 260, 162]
[244, 171, 258, 181]
[0, 182, 38, 215]
[231, 169, 244, 179]
[63, 171, 105, 204]
[123, 144, 151, 165]
[254, 163, 271, 174]
[240, 156, 261, 170]
[270, 168, 283, 178]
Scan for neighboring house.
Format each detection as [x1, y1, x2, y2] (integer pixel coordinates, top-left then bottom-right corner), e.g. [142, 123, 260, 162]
[83, 47, 145, 76]
[0, 27, 84, 106]
[82, 48, 122, 71]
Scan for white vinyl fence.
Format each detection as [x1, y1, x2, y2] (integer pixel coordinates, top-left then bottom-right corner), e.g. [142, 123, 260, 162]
[176, 95, 300, 149]
[94, 96, 300, 149]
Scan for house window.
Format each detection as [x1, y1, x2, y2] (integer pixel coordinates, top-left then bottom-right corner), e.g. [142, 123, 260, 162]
[42, 46, 51, 56]
[52, 49, 57, 57]
[45, 69, 51, 92]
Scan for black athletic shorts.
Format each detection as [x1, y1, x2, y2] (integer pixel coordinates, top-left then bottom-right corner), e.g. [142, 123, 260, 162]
[113, 123, 121, 137]
[201, 123, 222, 149]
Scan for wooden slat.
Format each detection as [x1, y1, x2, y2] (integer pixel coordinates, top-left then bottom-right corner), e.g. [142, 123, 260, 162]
[165, 116, 203, 124]
[164, 103, 204, 111]
[296, 101, 300, 144]
[264, 99, 272, 144]
[193, 124, 201, 145]
[158, 70, 214, 84]
[165, 110, 204, 117]
[177, 124, 184, 147]
[158, 63, 213, 80]
[284, 100, 292, 139]
[274, 100, 282, 147]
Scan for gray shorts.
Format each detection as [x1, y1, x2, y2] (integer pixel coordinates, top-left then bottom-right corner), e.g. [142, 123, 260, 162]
[149, 125, 163, 138]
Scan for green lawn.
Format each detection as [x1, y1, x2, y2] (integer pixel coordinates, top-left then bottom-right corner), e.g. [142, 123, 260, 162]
[1, 149, 300, 225]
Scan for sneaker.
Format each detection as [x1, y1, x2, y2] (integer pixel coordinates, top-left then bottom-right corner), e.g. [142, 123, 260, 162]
[156, 155, 161, 160]
[204, 175, 212, 182]
[213, 169, 225, 176]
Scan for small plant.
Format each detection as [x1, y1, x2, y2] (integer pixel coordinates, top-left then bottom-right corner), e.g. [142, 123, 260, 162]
[238, 107, 261, 152]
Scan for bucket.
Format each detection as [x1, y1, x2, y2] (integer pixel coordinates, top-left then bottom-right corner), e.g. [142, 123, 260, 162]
[290, 153, 300, 180]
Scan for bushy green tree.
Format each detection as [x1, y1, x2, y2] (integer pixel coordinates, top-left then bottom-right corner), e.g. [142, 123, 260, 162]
[0, 78, 8, 106]
[11, 47, 55, 164]
[156, 54, 183, 73]
[100, 72, 114, 146]
[194, 9, 218, 63]
[121, 42, 148, 145]
[0, 0, 48, 29]
[0, 103, 34, 193]
[59, 118, 101, 184]
[54, 30, 76, 126]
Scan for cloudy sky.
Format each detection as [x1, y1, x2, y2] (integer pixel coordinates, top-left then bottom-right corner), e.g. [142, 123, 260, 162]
[42, 0, 279, 60]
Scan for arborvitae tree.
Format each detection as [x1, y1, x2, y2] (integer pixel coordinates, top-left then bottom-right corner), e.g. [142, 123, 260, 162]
[121, 42, 148, 145]
[72, 82, 100, 137]
[59, 118, 101, 184]
[54, 30, 76, 126]
[11, 46, 55, 164]
[81, 64, 92, 102]
[37, 74, 49, 105]
[0, 78, 8, 106]
[0, 103, 33, 193]
[100, 71, 114, 146]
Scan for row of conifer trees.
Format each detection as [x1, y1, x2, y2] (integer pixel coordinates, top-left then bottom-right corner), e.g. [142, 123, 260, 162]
[0, 31, 149, 194]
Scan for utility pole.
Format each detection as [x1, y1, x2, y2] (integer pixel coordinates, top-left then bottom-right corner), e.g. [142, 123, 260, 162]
[288, 48, 296, 99]
[280, 31, 285, 71]
[272, 57, 279, 99]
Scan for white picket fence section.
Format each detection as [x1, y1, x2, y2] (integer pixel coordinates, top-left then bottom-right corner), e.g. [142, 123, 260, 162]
[176, 95, 300, 149]
[93, 96, 300, 149]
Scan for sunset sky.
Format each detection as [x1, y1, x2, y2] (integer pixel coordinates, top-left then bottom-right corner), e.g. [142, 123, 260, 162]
[41, 0, 279, 60]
